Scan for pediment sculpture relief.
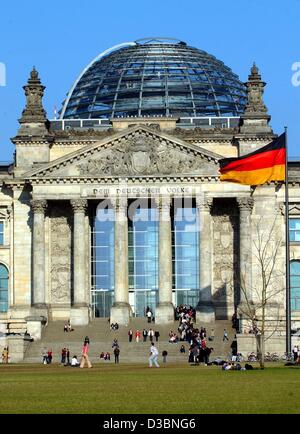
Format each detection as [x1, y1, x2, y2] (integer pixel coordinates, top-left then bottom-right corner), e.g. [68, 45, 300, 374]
[76, 134, 217, 176]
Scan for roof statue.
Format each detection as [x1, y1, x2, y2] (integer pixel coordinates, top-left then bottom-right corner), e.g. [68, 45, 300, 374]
[17, 67, 49, 137]
[239, 63, 272, 134]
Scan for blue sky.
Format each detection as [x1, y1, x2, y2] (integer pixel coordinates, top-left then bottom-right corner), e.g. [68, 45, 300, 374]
[0, 0, 300, 160]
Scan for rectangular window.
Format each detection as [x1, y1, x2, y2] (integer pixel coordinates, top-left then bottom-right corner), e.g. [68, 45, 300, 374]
[0, 222, 4, 245]
[289, 219, 300, 242]
[172, 206, 199, 294]
[128, 206, 158, 292]
[91, 205, 114, 317]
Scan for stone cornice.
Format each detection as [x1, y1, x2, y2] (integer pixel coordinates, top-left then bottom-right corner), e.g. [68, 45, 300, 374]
[26, 175, 222, 185]
[11, 135, 54, 145]
[3, 175, 300, 189]
[234, 134, 277, 142]
[50, 140, 97, 147]
[2, 176, 297, 188]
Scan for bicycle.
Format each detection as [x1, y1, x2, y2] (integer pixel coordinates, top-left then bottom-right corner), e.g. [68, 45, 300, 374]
[281, 352, 294, 362]
[265, 352, 280, 362]
[236, 352, 244, 362]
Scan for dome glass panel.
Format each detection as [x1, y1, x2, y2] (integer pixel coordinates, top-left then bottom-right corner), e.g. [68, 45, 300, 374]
[61, 38, 247, 119]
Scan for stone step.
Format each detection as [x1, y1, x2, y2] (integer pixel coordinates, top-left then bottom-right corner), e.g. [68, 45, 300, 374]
[23, 317, 235, 363]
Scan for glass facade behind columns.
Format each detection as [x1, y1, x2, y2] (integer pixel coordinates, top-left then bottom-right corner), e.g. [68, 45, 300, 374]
[128, 203, 158, 317]
[0, 264, 8, 313]
[172, 204, 199, 308]
[291, 260, 300, 311]
[91, 205, 114, 317]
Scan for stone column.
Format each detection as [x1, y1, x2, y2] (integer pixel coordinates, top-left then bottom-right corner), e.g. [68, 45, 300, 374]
[196, 196, 215, 323]
[110, 197, 131, 325]
[237, 197, 254, 306]
[70, 199, 89, 325]
[31, 199, 47, 309]
[155, 196, 174, 324]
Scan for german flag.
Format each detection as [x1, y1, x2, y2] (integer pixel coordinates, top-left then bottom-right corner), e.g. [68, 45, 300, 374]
[219, 133, 286, 185]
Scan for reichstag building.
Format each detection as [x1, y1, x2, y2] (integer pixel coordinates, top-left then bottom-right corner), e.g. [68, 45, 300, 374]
[0, 38, 299, 352]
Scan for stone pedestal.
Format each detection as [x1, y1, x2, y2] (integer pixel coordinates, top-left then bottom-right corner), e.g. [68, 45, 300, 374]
[110, 303, 131, 326]
[25, 316, 47, 340]
[237, 333, 286, 354]
[196, 304, 215, 324]
[70, 306, 89, 326]
[155, 303, 175, 324]
[196, 197, 215, 323]
[7, 336, 27, 363]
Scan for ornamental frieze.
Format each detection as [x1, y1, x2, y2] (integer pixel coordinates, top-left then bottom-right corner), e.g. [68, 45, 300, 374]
[50, 210, 72, 303]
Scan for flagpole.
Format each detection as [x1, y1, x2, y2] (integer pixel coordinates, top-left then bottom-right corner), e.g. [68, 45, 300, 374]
[284, 126, 291, 355]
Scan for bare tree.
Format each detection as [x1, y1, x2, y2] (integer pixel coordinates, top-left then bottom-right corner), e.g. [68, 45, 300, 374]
[238, 217, 285, 369]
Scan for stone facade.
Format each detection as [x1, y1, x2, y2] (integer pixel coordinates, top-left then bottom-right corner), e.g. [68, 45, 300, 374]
[49, 203, 72, 313]
[0, 65, 298, 360]
[212, 199, 239, 319]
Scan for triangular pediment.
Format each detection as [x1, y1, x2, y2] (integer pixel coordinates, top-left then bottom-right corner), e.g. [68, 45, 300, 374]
[24, 125, 223, 179]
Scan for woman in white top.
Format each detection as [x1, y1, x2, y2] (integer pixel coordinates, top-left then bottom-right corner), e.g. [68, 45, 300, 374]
[149, 342, 160, 368]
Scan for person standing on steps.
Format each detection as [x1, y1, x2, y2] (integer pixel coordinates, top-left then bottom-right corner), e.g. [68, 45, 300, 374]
[154, 330, 160, 342]
[142, 328, 148, 342]
[128, 329, 133, 342]
[148, 328, 154, 341]
[114, 346, 120, 364]
[135, 329, 141, 343]
[162, 350, 168, 363]
[147, 309, 152, 323]
[80, 339, 92, 368]
[47, 348, 52, 364]
[149, 342, 160, 368]
[223, 329, 229, 342]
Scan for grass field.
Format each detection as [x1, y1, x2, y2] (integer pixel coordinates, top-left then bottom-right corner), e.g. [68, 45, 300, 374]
[0, 363, 300, 414]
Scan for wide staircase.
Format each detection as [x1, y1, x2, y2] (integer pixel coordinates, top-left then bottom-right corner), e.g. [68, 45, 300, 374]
[23, 318, 235, 364]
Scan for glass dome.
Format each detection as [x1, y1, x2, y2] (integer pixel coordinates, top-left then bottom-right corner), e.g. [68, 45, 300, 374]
[61, 38, 247, 119]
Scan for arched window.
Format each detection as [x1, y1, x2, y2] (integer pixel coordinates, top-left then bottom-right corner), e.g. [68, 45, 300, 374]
[290, 260, 300, 311]
[0, 264, 8, 313]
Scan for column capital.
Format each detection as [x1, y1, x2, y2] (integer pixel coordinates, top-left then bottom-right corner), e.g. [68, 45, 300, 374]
[155, 196, 171, 212]
[195, 196, 213, 212]
[31, 199, 47, 214]
[110, 196, 127, 211]
[70, 199, 88, 213]
[236, 197, 254, 213]
[117, 196, 128, 212]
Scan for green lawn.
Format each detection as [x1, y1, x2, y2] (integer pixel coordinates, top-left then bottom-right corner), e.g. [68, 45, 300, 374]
[0, 363, 300, 414]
